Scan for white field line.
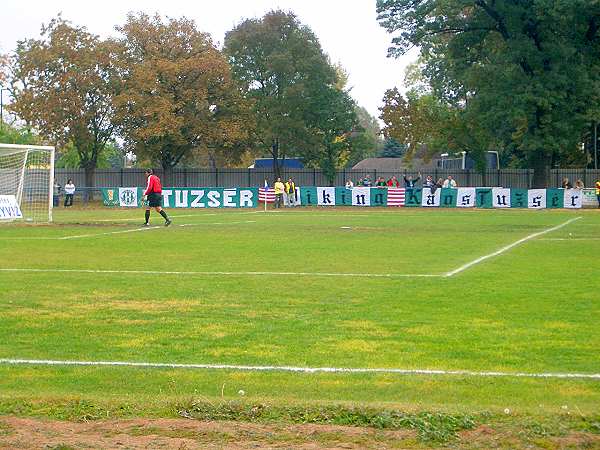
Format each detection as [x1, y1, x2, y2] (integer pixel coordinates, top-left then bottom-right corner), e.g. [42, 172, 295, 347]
[0, 358, 598, 380]
[0, 268, 439, 278]
[444, 217, 582, 277]
[1, 221, 258, 240]
[540, 238, 600, 241]
[60, 226, 162, 240]
[178, 220, 256, 227]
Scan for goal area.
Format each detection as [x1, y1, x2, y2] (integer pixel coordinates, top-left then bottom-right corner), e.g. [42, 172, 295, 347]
[0, 143, 55, 223]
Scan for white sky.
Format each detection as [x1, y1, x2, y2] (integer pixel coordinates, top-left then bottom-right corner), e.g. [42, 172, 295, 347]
[1, 0, 417, 122]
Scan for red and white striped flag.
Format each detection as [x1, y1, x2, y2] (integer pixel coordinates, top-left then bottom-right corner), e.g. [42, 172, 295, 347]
[258, 187, 275, 203]
[387, 188, 406, 207]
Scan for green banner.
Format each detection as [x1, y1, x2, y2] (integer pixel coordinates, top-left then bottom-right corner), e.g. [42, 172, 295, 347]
[546, 188, 564, 209]
[103, 187, 258, 208]
[335, 187, 353, 206]
[510, 189, 528, 208]
[370, 188, 388, 207]
[476, 188, 493, 208]
[300, 187, 318, 206]
[404, 189, 422, 207]
[440, 188, 458, 208]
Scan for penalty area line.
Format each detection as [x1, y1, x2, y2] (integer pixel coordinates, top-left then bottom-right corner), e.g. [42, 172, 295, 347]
[444, 217, 582, 278]
[0, 358, 598, 380]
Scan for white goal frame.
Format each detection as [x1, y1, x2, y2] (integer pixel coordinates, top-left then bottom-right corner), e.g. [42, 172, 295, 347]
[0, 143, 55, 223]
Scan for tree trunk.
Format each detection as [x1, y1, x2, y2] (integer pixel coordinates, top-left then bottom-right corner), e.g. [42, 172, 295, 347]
[271, 140, 281, 180]
[84, 166, 95, 202]
[530, 150, 550, 188]
[162, 164, 174, 187]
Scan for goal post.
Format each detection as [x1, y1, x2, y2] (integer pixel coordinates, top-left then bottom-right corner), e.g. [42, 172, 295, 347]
[0, 143, 55, 223]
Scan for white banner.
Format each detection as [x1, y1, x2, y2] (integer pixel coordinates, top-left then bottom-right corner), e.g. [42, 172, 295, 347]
[528, 189, 546, 209]
[421, 188, 441, 207]
[0, 195, 22, 220]
[119, 187, 138, 207]
[583, 188, 597, 207]
[352, 187, 371, 206]
[317, 187, 336, 206]
[492, 188, 511, 208]
[456, 188, 476, 208]
[564, 189, 583, 209]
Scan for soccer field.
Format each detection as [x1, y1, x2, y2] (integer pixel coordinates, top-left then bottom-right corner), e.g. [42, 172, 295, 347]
[1, 208, 599, 421]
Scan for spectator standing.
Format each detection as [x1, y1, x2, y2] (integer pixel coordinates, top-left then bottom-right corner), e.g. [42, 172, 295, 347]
[431, 178, 444, 194]
[387, 176, 400, 187]
[562, 177, 572, 189]
[443, 175, 457, 188]
[362, 175, 372, 187]
[403, 172, 421, 188]
[274, 177, 285, 208]
[574, 179, 584, 189]
[596, 179, 600, 208]
[375, 176, 387, 188]
[424, 175, 435, 189]
[64, 179, 75, 207]
[345, 179, 354, 189]
[285, 178, 296, 207]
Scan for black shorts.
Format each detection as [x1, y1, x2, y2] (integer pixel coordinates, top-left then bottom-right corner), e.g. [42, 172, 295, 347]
[148, 193, 162, 208]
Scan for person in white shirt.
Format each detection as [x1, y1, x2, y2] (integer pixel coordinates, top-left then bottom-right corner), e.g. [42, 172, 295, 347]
[345, 180, 354, 189]
[64, 179, 76, 207]
[442, 175, 457, 188]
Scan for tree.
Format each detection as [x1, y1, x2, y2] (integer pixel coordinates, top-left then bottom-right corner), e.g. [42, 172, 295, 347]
[113, 13, 254, 181]
[9, 17, 117, 192]
[346, 106, 382, 167]
[301, 85, 359, 185]
[379, 137, 406, 158]
[224, 10, 340, 178]
[377, 0, 600, 187]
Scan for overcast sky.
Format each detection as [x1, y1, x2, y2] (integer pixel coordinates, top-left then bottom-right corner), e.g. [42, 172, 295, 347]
[1, 0, 417, 123]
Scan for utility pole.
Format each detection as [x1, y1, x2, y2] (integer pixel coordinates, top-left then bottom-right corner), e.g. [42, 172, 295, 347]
[594, 121, 598, 170]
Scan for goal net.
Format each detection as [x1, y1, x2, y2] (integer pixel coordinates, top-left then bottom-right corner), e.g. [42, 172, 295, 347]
[0, 143, 55, 223]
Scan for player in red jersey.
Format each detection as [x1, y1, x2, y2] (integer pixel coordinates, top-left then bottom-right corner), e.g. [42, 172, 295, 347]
[143, 169, 171, 226]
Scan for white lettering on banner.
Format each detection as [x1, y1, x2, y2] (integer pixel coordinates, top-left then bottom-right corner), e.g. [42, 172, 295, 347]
[175, 190, 188, 208]
[492, 188, 511, 208]
[239, 190, 254, 207]
[118, 188, 138, 207]
[528, 189, 547, 209]
[352, 187, 371, 206]
[456, 188, 476, 208]
[162, 190, 173, 207]
[564, 189, 583, 209]
[190, 190, 205, 208]
[0, 195, 22, 219]
[223, 189, 236, 208]
[207, 191, 221, 207]
[421, 188, 441, 207]
[318, 187, 336, 206]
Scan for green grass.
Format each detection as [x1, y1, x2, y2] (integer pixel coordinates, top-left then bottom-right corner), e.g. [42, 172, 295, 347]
[1, 207, 599, 431]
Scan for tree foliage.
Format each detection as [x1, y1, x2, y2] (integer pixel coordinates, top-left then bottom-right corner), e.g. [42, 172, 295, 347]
[112, 13, 254, 180]
[377, 0, 600, 186]
[224, 10, 356, 178]
[379, 137, 406, 158]
[9, 17, 117, 188]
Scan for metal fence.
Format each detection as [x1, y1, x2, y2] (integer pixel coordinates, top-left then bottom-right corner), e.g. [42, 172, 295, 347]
[52, 167, 600, 190]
